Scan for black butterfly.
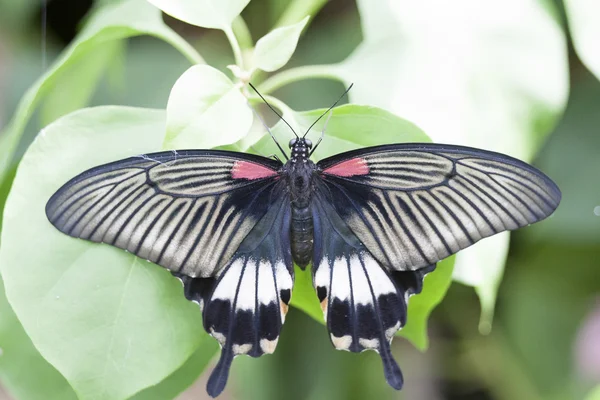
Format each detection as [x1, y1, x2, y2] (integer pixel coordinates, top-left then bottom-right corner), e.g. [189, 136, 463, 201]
[45, 102, 561, 396]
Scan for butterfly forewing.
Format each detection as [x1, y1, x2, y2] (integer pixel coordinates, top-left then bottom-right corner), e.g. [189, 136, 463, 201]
[46, 150, 283, 277]
[317, 143, 561, 271]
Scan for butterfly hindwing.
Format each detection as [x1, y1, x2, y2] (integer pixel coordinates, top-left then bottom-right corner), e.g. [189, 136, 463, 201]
[179, 194, 294, 397]
[312, 188, 435, 389]
[46, 150, 282, 277]
[317, 143, 561, 271]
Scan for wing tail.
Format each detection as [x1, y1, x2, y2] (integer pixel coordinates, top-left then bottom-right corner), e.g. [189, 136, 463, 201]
[206, 348, 234, 398]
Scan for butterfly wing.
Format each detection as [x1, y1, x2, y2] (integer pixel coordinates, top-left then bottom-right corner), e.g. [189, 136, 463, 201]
[316, 143, 561, 271]
[175, 191, 294, 397]
[47, 149, 293, 397]
[311, 187, 434, 389]
[46, 150, 282, 277]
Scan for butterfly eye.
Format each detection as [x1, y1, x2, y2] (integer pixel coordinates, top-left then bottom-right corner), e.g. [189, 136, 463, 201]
[305, 139, 313, 148]
[289, 138, 297, 148]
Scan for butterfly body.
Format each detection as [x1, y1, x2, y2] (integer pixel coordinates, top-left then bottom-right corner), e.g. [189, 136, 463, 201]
[286, 138, 316, 268]
[46, 140, 561, 397]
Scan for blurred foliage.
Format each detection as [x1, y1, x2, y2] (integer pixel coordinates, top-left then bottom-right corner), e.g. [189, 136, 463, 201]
[0, 0, 599, 399]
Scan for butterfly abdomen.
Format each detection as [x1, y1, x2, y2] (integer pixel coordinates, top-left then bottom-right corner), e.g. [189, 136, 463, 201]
[291, 205, 313, 269]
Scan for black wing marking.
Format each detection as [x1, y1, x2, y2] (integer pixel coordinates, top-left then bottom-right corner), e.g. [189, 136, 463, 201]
[317, 143, 561, 271]
[176, 194, 294, 397]
[312, 191, 435, 390]
[46, 150, 283, 277]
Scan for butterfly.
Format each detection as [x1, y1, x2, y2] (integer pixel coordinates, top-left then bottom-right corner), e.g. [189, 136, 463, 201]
[45, 95, 561, 397]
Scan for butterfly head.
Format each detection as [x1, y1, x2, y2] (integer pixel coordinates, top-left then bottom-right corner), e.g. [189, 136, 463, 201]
[289, 138, 312, 162]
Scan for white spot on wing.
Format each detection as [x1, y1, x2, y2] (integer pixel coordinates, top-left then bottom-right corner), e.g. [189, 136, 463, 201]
[359, 338, 380, 349]
[314, 259, 330, 288]
[233, 344, 252, 355]
[275, 261, 293, 291]
[331, 334, 352, 350]
[331, 256, 351, 302]
[211, 329, 226, 346]
[362, 253, 395, 299]
[349, 255, 371, 305]
[385, 322, 401, 339]
[257, 260, 277, 305]
[212, 259, 243, 302]
[260, 338, 279, 354]
[236, 259, 257, 311]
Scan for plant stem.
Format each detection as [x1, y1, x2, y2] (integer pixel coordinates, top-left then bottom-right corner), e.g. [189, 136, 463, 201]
[258, 65, 343, 94]
[275, 0, 328, 28]
[224, 27, 245, 70]
[232, 16, 253, 50]
[157, 29, 205, 65]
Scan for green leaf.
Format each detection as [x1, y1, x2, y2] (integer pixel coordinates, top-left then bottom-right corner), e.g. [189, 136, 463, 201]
[39, 41, 125, 127]
[0, 0, 202, 188]
[0, 107, 214, 400]
[164, 65, 253, 150]
[400, 257, 454, 350]
[251, 104, 452, 348]
[336, 0, 568, 325]
[452, 233, 509, 333]
[564, 0, 600, 81]
[131, 340, 218, 400]
[253, 16, 309, 72]
[0, 274, 78, 400]
[146, 0, 250, 30]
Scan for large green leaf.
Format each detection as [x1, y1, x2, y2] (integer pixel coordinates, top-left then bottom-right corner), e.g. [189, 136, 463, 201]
[39, 41, 125, 127]
[0, 275, 78, 400]
[249, 104, 453, 349]
[564, 0, 600, 81]
[1, 266, 217, 400]
[0, 0, 202, 188]
[0, 107, 216, 400]
[335, 0, 568, 326]
[146, 0, 250, 30]
[164, 65, 253, 150]
[131, 341, 218, 400]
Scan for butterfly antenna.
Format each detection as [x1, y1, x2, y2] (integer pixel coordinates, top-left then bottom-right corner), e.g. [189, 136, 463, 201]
[248, 104, 289, 161]
[302, 83, 353, 138]
[309, 110, 333, 157]
[248, 82, 299, 139]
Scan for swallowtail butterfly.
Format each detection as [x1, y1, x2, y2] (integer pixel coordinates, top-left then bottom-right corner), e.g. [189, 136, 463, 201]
[45, 92, 561, 397]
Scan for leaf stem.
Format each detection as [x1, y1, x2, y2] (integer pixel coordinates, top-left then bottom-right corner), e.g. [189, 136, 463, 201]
[258, 65, 343, 94]
[156, 29, 205, 65]
[232, 16, 253, 50]
[225, 27, 245, 70]
[275, 0, 328, 28]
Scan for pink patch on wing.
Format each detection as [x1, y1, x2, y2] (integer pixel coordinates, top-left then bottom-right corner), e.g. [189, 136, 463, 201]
[322, 158, 369, 177]
[231, 161, 278, 180]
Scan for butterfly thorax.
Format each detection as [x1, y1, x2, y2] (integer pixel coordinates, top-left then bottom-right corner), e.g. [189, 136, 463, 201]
[286, 139, 316, 269]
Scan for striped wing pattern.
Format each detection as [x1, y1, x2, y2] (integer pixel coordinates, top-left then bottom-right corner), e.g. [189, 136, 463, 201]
[318, 144, 561, 271]
[46, 150, 283, 277]
[312, 190, 435, 389]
